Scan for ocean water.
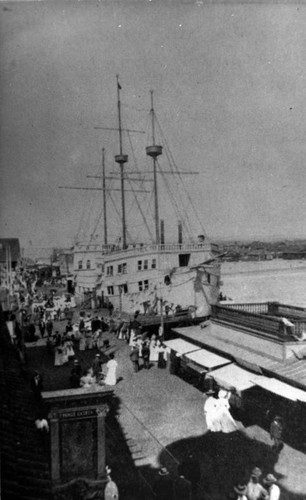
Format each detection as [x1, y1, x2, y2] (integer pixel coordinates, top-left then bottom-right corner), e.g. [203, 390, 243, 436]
[220, 259, 306, 308]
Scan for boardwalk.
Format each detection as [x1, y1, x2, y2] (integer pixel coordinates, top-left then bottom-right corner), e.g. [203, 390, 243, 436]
[26, 317, 306, 500]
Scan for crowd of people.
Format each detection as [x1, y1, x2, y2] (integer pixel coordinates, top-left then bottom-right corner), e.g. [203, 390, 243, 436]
[22, 298, 287, 500]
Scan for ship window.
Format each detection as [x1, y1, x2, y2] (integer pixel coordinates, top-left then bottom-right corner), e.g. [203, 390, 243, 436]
[138, 281, 143, 291]
[144, 259, 148, 270]
[207, 273, 211, 284]
[144, 280, 149, 290]
[107, 266, 113, 276]
[118, 264, 122, 274]
[120, 284, 128, 293]
[137, 260, 142, 271]
[78, 261, 83, 270]
[122, 263, 127, 274]
[179, 254, 190, 267]
[86, 260, 91, 269]
[151, 258, 156, 269]
[107, 286, 114, 295]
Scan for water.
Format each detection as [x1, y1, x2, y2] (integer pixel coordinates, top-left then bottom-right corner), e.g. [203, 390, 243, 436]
[220, 259, 306, 308]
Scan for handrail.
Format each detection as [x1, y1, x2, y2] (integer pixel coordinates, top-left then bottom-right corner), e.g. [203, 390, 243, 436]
[102, 242, 214, 256]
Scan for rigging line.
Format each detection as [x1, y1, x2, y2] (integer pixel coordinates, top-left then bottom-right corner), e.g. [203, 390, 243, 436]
[155, 115, 207, 237]
[76, 145, 106, 243]
[108, 191, 133, 243]
[126, 132, 154, 241]
[152, 117, 195, 238]
[156, 159, 193, 240]
[134, 189, 155, 242]
[157, 150, 194, 240]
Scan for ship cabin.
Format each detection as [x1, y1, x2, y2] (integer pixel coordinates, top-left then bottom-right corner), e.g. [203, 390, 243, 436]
[73, 242, 107, 303]
[100, 238, 219, 309]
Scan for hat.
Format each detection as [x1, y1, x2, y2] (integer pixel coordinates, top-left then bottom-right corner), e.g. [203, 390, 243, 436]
[263, 474, 277, 485]
[234, 484, 247, 495]
[96, 354, 100, 357]
[251, 467, 262, 478]
[206, 389, 215, 396]
[158, 467, 169, 476]
[74, 360, 79, 364]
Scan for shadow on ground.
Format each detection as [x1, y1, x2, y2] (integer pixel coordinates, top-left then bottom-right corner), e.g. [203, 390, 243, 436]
[153, 430, 306, 500]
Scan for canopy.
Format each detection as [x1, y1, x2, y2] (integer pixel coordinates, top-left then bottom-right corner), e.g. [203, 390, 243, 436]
[163, 338, 200, 356]
[253, 377, 306, 403]
[185, 349, 231, 370]
[207, 364, 262, 395]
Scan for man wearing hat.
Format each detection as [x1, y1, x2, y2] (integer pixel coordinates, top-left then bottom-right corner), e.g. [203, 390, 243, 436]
[232, 484, 248, 500]
[262, 474, 280, 500]
[153, 467, 174, 500]
[246, 467, 266, 500]
[70, 360, 82, 388]
[270, 416, 283, 453]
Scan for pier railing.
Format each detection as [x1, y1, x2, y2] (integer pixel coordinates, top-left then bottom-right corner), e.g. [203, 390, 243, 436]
[212, 304, 282, 337]
[214, 302, 306, 339]
[222, 302, 270, 315]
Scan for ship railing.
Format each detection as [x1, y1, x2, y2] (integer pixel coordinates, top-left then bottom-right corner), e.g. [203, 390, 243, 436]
[212, 304, 284, 338]
[213, 303, 306, 340]
[102, 242, 215, 255]
[222, 302, 269, 314]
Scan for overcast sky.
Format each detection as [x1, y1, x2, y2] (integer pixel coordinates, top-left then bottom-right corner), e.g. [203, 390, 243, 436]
[1, 0, 306, 249]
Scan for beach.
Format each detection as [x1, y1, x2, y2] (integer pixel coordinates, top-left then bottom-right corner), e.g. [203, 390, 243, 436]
[221, 259, 306, 307]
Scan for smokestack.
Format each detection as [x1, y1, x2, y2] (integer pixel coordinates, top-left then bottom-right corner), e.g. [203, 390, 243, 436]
[178, 220, 183, 245]
[160, 219, 165, 245]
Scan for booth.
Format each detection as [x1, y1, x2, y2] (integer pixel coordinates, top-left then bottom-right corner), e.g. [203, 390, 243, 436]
[163, 338, 200, 375]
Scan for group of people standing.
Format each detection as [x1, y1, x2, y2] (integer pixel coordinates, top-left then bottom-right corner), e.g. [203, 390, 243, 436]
[232, 468, 280, 500]
[129, 334, 169, 372]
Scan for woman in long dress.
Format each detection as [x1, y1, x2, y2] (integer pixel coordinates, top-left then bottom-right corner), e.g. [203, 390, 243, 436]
[149, 338, 159, 364]
[104, 354, 118, 386]
[216, 389, 238, 433]
[54, 345, 64, 366]
[203, 392, 222, 432]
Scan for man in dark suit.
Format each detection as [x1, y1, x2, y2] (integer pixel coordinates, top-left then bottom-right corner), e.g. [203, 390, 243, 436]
[30, 371, 43, 401]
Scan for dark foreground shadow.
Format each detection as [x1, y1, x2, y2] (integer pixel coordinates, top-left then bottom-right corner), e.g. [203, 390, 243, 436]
[154, 430, 306, 500]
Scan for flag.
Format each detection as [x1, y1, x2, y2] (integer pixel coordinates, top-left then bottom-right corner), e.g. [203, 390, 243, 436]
[117, 81, 122, 90]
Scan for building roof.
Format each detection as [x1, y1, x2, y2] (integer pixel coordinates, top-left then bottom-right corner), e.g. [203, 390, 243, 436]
[0, 239, 20, 263]
[174, 323, 306, 391]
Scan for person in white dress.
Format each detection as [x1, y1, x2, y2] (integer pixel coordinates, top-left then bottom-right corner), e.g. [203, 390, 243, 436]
[262, 474, 280, 500]
[54, 345, 64, 366]
[80, 369, 96, 388]
[149, 337, 159, 364]
[79, 334, 86, 351]
[203, 391, 222, 432]
[104, 354, 118, 386]
[216, 389, 238, 433]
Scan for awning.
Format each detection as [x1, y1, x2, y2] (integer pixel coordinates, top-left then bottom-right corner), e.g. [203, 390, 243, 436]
[185, 349, 231, 370]
[207, 364, 262, 395]
[253, 377, 306, 403]
[163, 338, 200, 356]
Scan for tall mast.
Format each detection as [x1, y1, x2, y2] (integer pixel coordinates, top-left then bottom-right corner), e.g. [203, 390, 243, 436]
[114, 75, 128, 249]
[102, 148, 107, 246]
[146, 90, 163, 245]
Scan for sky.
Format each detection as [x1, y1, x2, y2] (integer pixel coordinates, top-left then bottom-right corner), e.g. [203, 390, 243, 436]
[1, 0, 306, 249]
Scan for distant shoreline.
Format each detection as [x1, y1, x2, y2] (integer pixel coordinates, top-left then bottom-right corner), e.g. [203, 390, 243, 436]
[221, 259, 306, 276]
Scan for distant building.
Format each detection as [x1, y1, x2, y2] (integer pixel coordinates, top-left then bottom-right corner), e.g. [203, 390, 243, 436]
[0, 239, 20, 269]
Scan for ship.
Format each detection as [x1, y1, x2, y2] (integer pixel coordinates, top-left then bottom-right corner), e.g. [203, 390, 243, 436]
[71, 77, 222, 326]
